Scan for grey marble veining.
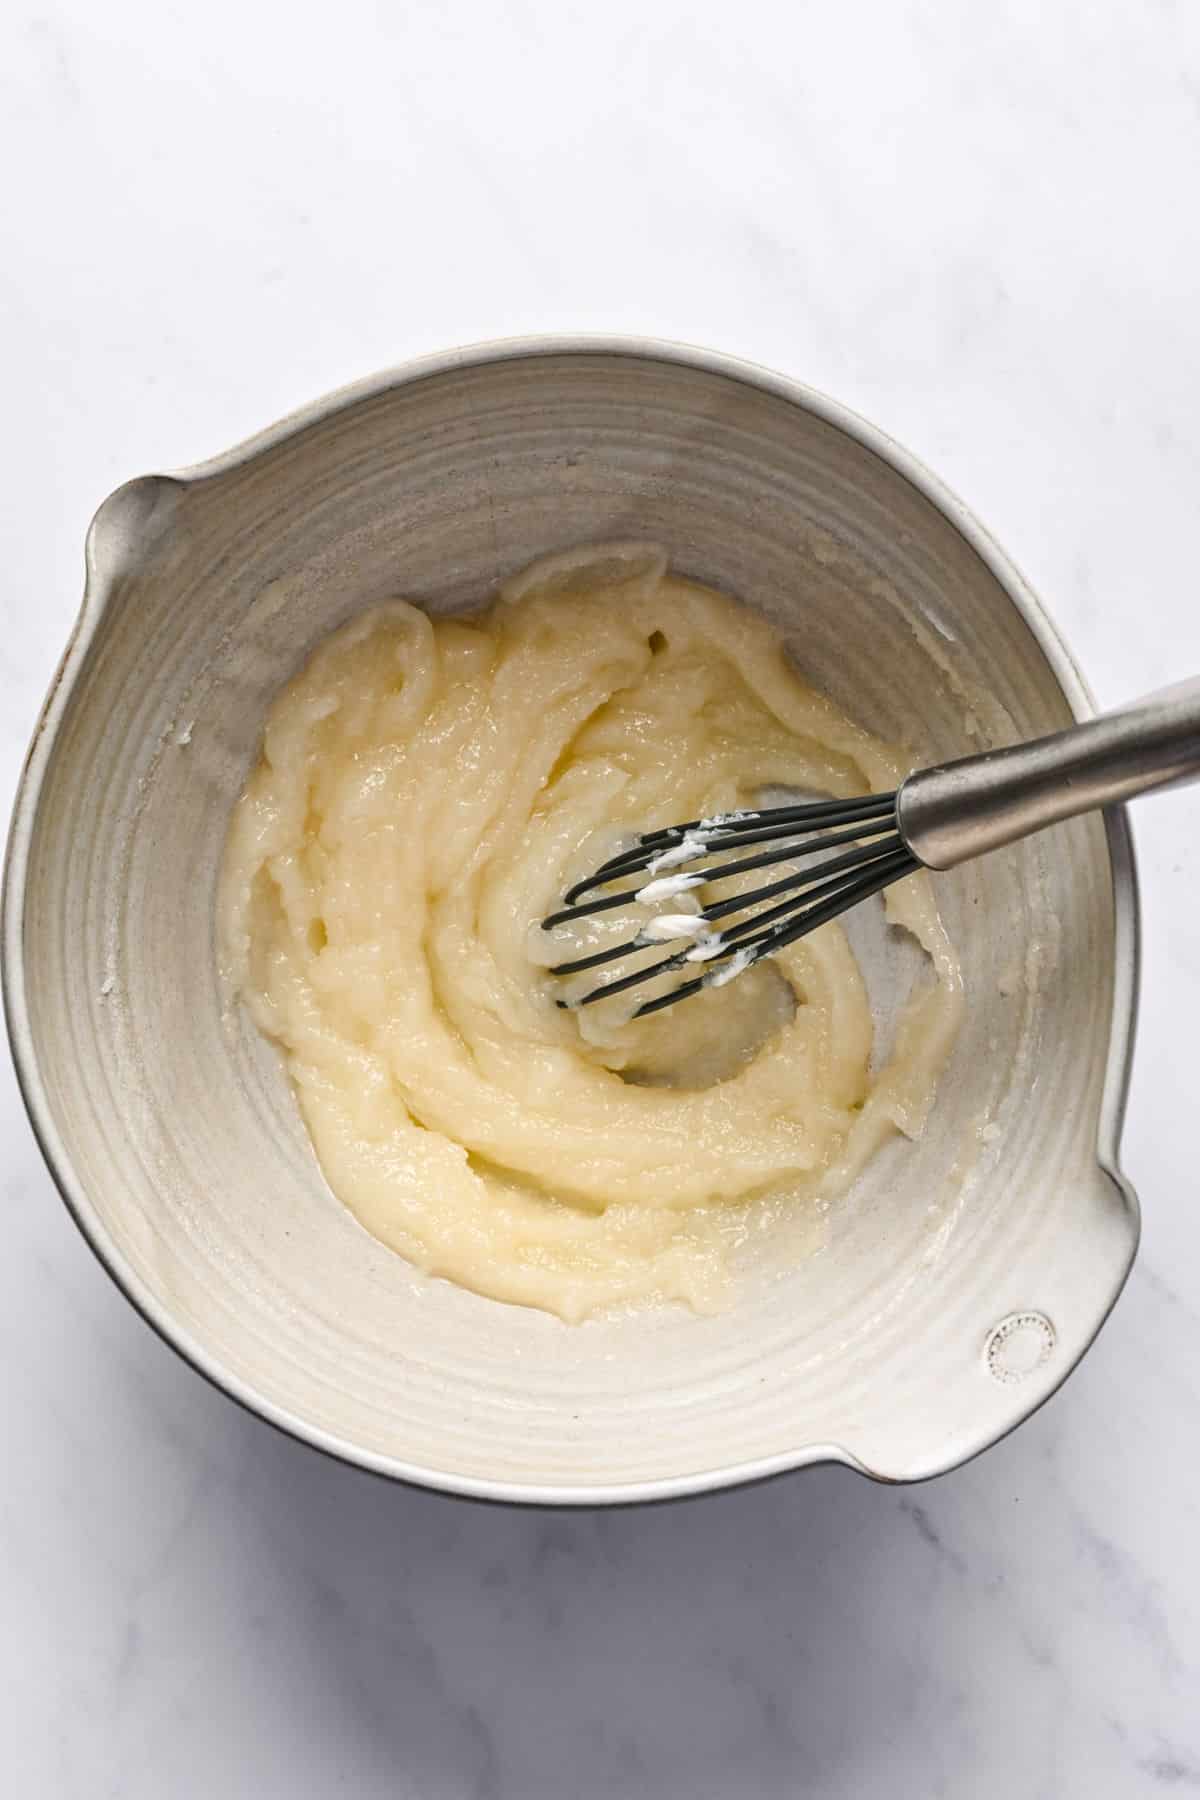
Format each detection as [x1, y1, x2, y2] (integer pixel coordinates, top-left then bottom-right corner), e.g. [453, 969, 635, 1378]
[4, 2, 1200, 1794]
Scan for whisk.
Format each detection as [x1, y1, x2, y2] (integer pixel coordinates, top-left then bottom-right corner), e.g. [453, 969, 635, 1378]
[541, 679, 1200, 1016]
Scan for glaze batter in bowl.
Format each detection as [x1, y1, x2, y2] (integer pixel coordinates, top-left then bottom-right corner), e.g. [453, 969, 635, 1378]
[219, 545, 963, 1320]
[2, 341, 1139, 1501]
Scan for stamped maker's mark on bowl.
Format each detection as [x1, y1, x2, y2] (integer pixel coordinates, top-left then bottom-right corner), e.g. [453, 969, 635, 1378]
[985, 1311, 1056, 1384]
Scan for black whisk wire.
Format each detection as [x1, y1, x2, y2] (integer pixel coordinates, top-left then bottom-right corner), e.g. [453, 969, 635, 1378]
[543, 814, 897, 931]
[541, 791, 920, 1014]
[564, 792, 896, 905]
[631, 846, 916, 1017]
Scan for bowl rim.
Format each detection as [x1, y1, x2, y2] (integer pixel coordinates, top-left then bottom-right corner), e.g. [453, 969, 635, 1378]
[1, 334, 1141, 1506]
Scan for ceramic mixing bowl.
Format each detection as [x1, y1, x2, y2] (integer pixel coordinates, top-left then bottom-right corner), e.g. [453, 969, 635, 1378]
[2, 340, 1139, 1502]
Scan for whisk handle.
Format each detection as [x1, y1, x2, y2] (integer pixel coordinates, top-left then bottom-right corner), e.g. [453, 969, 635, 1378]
[897, 676, 1200, 871]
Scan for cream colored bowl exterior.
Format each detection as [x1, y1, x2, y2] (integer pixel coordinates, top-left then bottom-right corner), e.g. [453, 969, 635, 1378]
[2, 340, 1139, 1503]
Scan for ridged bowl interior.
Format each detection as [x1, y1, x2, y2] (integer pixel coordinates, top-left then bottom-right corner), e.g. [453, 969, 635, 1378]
[6, 346, 1138, 1500]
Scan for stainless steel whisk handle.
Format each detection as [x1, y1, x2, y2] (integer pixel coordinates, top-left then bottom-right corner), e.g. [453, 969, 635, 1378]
[897, 676, 1200, 871]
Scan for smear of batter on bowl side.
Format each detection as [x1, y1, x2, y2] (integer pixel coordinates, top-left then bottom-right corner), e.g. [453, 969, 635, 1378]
[219, 543, 963, 1321]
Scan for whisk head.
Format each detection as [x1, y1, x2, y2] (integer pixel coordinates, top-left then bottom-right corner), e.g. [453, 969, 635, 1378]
[541, 793, 918, 1015]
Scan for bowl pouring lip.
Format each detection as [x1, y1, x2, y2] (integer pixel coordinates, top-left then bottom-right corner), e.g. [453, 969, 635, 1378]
[0, 335, 1141, 1506]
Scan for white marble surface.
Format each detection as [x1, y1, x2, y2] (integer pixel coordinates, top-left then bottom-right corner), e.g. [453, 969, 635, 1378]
[4, 3, 1200, 1794]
